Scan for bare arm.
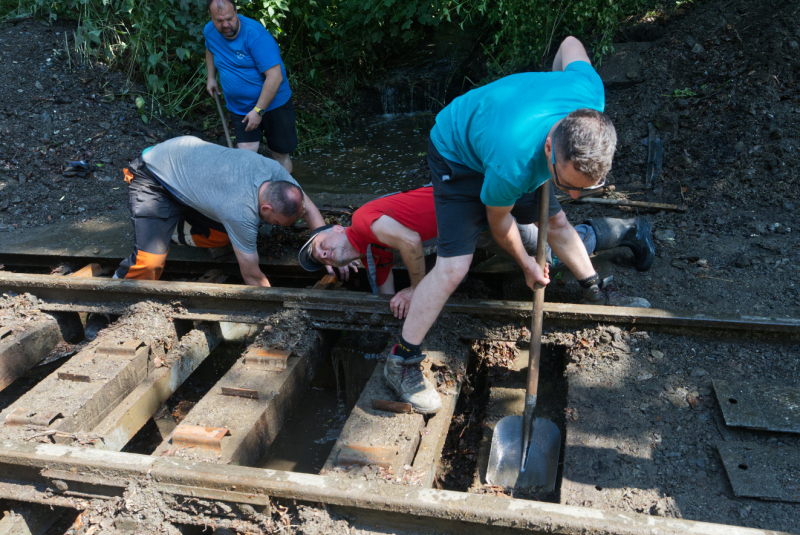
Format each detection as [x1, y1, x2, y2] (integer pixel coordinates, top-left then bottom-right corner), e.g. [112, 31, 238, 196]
[371, 215, 426, 288]
[302, 193, 326, 230]
[372, 215, 426, 319]
[233, 247, 270, 287]
[243, 65, 283, 132]
[551, 36, 592, 72]
[486, 205, 549, 289]
[205, 49, 220, 96]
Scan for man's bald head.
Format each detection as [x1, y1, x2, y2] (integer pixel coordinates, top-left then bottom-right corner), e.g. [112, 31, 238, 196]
[207, 0, 235, 10]
[258, 181, 304, 226]
[208, 0, 239, 39]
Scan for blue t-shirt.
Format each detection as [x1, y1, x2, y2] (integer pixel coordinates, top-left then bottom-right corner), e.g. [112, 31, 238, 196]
[430, 61, 605, 207]
[204, 15, 291, 116]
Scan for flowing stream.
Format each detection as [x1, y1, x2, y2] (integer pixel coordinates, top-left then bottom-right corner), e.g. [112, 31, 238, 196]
[292, 113, 435, 195]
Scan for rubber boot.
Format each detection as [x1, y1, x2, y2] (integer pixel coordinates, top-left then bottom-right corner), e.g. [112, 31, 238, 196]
[585, 217, 655, 271]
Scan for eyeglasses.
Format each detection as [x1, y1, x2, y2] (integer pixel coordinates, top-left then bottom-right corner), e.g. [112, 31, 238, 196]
[551, 136, 606, 192]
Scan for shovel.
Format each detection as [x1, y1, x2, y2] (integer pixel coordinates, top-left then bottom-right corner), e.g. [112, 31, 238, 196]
[212, 91, 234, 149]
[486, 180, 561, 491]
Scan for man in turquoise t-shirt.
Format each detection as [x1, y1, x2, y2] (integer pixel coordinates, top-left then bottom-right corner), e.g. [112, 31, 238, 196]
[205, 0, 297, 172]
[384, 37, 654, 415]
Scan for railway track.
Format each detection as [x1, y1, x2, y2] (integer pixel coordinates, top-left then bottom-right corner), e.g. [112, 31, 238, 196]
[0, 266, 797, 535]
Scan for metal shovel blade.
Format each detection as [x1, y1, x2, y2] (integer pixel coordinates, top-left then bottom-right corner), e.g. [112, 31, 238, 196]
[486, 415, 561, 491]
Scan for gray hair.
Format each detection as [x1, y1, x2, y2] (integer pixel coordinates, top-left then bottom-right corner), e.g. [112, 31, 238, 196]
[266, 181, 304, 219]
[554, 109, 617, 184]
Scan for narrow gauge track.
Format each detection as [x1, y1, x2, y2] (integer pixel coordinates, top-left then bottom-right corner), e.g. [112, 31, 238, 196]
[0, 251, 324, 284]
[0, 271, 797, 535]
[1, 272, 799, 336]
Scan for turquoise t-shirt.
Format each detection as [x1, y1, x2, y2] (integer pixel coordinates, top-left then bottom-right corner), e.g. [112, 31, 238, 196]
[204, 15, 291, 116]
[430, 61, 605, 207]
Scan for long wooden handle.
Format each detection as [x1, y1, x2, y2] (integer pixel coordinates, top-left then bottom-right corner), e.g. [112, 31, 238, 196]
[213, 92, 234, 149]
[527, 180, 550, 398]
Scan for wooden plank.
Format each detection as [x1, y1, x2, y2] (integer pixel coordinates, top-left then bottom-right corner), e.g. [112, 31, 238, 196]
[0, 315, 62, 392]
[0, 323, 162, 443]
[93, 324, 222, 451]
[411, 351, 466, 487]
[153, 330, 325, 465]
[323, 348, 466, 482]
[313, 273, 342, 290]
[322, 367, 425, 477]
[0, 503, 64, 535]
[69, 263, 102, 277]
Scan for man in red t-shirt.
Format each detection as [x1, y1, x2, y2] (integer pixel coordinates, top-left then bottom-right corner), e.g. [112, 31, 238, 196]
[299, 187, 437, 319]
[299, 186, 653, 320]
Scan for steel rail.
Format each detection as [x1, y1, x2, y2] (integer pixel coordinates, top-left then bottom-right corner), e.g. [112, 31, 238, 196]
[0, 252, 320, 279]
[1, 272, 799, 335]
[0, 440, 786, 535]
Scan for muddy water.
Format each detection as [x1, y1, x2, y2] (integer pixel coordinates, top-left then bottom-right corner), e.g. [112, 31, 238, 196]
[258, 387, 348, 473]
[293, 113, 435, 195]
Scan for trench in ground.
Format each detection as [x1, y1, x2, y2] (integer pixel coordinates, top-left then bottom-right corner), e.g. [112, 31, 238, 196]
[438, 340, 569, 499]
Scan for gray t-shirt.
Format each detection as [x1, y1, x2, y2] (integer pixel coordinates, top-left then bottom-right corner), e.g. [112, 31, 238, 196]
[142, 136, 299, 254]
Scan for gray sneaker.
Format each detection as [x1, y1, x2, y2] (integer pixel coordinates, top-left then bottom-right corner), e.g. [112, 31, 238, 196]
[384, 351, 442, 415]
[582, 276, 650, 308]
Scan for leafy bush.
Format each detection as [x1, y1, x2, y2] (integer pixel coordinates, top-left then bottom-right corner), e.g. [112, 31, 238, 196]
[468, 0, 658, 75]
[4, 0, 658, 129]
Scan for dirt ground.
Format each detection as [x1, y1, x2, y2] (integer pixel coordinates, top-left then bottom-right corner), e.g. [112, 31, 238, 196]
[2, 0, 799, 313]
[1, 0, 800, 533]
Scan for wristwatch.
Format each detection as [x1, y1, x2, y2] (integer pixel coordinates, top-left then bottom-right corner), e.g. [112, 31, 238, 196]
[253, 106, 266, 116]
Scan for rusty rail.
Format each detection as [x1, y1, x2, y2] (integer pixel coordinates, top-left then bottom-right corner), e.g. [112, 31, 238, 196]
[0, 440, 785, 535]
[1, 273, 799, 336]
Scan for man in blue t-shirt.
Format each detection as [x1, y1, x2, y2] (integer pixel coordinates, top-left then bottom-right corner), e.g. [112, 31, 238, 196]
[205, 0, 297, 172]
[383, 37, 655, 415]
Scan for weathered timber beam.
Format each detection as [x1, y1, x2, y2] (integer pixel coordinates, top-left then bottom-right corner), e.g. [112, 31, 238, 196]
[0, 315, 62, 392]
[153, 329, 326, 466]
[411, 355, 465, 488]
[2, 273, 800, 335]
[0, 503, 65, 535]
[0, 441, 787, 535]
[0, 342, 151, 443]
[572, 197, 686, 212]
[93, 324, 223, 451]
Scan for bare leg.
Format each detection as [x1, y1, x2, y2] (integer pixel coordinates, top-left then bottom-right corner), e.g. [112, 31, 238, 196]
[401, 254, 472, 345]
[271, 152, 293, 174]
[546, 210, 595, 280]
[237, 141, 260, 153]
[236, 142, 292, 174]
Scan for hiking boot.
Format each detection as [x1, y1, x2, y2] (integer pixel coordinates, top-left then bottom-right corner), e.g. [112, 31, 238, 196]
[582, 276, 650, 308]
[384, 348, 442, 414]
[586, 217, 655, 271]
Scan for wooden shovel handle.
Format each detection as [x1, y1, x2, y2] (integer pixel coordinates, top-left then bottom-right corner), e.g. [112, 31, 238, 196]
[527, 180, 550, 398]
[213, 92, 234, 149]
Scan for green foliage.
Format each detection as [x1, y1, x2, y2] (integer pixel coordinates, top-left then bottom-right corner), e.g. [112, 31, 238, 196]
[466, 0, 658, 75]
[673, 87, 697, 98]
[15, 0, 289, 116]
[7, 0, 658, 143]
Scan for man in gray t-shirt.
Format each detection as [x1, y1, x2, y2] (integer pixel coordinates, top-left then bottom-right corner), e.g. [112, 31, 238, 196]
[115, 136, 326, 286]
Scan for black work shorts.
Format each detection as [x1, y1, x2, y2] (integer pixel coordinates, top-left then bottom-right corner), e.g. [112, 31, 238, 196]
[427, 137, 562, 258]
[231, 98, 298, 154]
